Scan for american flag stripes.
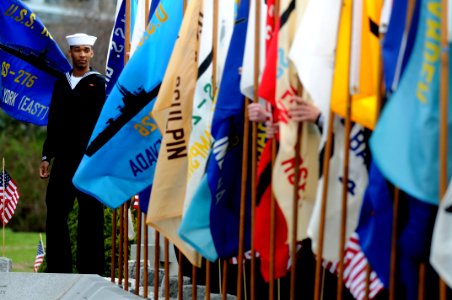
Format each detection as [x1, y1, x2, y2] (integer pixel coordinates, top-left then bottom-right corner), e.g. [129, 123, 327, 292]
[132, 195, 139, 210]
[0, 170, 19, 224]
[34, 239, 45, 272]
[324, 233, 384, 299]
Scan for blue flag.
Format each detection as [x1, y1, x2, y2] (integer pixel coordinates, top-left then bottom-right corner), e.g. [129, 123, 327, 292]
[0, 0, 70, 125]
[397, 195, 437, 299]
[370, 0, 452, 205]
[149, 0, 160, 23]
[73, 0, 183, 208]
[356, 161, 393, 287]
[105, 0, 126, 97]
[382, 0, 420, 93]
[206, 0, 251, 258]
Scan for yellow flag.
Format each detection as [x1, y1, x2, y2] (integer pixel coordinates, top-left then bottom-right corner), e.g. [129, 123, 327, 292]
[147, 0, 204, 267]
[330, 0, 382, 130]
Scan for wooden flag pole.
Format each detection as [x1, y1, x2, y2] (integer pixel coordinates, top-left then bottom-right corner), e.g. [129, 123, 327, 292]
[269, 140, 277, 300]
[134, 205, 141, 295]
[154, 230, 160, 299]
[313, 0, 348, 297]
[439, 0, 449, 299]
[205, 2, 219, 299]
[205, 259, 211, 300]
[337, 0, 356, 297]
[143, 216, 148, 298]
[222, 260, 228, 300]
[270, 0, 281, 298]
[364, 10, 387, 298]
[290, 84, 304, 300]
[388, 1, 415, 299]
[313, 110, 335, 300]
[192, 261, 198, 300]
[389, 187, 400, 300]
[111, 209, 117, 283]
[237, 1, 252, 292]
[237, 92, 251, 300]
[164, 238, 170, 300]
[250, 0, 262, 298]
[124, 202, 129, 291]
[118, 205, 124, 286]
[178, 251, 183, 300]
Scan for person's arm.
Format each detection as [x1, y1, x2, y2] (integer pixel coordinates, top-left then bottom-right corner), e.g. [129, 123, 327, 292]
[40, 80, 61, 179]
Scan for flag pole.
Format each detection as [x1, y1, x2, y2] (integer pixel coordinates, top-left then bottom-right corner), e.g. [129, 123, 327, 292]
[388, 1, 415, 299]
[290, 83, 303, 300]
[134, 205, 141, 296]
[313, 110, 335, 300]
[250, 0, 262, 298]
[111, 209, 117, 282]
[269, 0, 281, 297]
[2, 157, 5, 257]
[337, 0, 356, 296]
[120, 0, 131, 290]
[153, 230, 160, 299]
[205, 1, 219, 298]
[365, 9, 387, 298]
[313, 0, 347, 297]
[439, 0, 449, 299]
[237, 0, 251, 294]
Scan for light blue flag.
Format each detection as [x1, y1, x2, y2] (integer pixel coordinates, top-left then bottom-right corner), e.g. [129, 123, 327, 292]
[370, 0, 452, 205]
[179, 175, 218, 261]
[0, 0, 71, 125]
[73, 0, 183, 208]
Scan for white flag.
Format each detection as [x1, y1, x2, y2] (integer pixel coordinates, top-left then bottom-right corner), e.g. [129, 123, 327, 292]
[430, 178, 452, 288]
[130, 0, 152, 56]
[240, 0, 266, 100]
[183, 0, 214, 213]
[289, 0, 341, 129]
[308, 119, 369, 262]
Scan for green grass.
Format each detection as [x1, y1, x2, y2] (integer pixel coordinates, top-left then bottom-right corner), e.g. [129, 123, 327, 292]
[0, 228, 45, 272]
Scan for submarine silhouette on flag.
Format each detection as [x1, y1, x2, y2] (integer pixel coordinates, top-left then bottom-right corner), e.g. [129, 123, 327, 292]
[85, 82, 161, 156]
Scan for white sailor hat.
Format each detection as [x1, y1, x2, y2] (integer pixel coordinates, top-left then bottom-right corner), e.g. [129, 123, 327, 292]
[65, 33, 97, 47]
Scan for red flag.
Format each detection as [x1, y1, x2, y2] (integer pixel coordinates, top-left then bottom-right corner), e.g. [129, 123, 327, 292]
[254, 141, 289, 281]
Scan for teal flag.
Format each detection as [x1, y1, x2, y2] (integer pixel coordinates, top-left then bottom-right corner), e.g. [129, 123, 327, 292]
[370, 0, 452, 205]
[73, 0, 183, 208]
[179, 175, 218, 261]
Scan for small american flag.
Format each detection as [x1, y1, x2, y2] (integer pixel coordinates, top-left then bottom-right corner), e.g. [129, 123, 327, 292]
[34, 239, 45, 272]
[0, 170, 19, 224]
[133, 195, 139, 209]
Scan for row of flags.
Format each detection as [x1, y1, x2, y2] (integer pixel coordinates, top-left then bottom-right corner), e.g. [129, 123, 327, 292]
[0, 0, 452, 295]
[77, 0, 452, 297]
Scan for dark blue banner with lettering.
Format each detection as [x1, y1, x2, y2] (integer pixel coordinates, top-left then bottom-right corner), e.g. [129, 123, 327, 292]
[0, 0, 71, 125]
[105, 0, 125, 97]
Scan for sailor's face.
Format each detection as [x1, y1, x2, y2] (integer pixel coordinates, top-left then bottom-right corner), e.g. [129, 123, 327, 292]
[69, 45, 94, 69]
